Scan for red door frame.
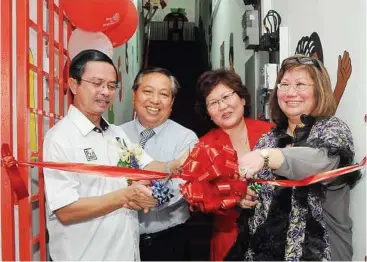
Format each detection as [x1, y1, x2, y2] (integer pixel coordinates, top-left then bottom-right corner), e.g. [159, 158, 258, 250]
[1, 0, 16, 258]
[1, 0, 71, 260]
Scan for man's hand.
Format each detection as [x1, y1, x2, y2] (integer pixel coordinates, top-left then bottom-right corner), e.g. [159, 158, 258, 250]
[123, 183, 157, 212]
[177, 150, 189, 167]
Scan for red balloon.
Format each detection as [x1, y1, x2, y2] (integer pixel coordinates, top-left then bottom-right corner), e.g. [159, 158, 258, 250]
[104, 0, 139, 47]
[61, 0, 129, 32]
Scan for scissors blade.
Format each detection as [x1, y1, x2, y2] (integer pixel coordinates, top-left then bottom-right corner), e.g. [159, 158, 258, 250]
[162, 172, 172, 185]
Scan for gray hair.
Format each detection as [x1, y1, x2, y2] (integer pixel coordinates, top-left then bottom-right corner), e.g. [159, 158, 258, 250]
[132, 67, 180, 97]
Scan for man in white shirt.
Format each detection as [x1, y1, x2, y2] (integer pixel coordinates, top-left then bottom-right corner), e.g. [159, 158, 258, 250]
[43, 50, 185, 261]
[121, 67, 198, 261]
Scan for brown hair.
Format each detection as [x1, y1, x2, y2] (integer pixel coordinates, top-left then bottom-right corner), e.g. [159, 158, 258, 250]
[269, 55, 337, 127]
[195, 69, 251, 126]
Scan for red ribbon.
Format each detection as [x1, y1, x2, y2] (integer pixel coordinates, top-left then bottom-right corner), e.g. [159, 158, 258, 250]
[250, 157, 366, 187]
[1, 143, 365, 209]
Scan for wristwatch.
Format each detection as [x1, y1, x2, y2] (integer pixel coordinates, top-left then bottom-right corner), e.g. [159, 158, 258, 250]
[260, 149, 270, 169]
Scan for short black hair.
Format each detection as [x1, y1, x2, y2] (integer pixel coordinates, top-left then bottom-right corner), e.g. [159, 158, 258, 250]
[69, 49, 118, 84]
[132, 67, 180, 98]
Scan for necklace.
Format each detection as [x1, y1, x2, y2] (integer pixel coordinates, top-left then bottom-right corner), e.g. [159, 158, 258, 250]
[287, 122, 305, 137]
[286, 128, 294, 137]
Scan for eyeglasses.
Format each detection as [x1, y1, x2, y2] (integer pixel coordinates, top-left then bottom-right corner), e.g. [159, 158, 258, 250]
[277, 83, 313, 92]
[281, 57, 322, 72]
[206, 91, 236, 110]
[81, 78, 118, 91]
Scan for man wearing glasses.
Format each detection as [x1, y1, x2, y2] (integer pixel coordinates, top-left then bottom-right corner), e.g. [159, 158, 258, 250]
[43, 50, 185, 261]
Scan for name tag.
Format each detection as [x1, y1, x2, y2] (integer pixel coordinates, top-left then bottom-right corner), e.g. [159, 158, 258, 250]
[83, 148, 97, 161]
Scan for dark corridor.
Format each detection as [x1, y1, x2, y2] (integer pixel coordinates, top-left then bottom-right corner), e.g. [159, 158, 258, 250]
[146, 27, 213, 260]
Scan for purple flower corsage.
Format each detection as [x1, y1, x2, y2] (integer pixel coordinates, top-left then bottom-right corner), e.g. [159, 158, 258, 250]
[150, 180, 173, 207]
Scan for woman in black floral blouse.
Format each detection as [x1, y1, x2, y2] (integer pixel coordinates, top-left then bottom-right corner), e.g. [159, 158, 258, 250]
[226, 55, 361, 261]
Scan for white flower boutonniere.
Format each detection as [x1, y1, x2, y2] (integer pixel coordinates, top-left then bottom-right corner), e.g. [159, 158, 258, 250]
[116, 137, 143, 185]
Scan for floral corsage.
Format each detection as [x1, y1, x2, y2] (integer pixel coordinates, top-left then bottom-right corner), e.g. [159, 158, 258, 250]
[115, 137, 173, 207]
[116, 137, 142, 180]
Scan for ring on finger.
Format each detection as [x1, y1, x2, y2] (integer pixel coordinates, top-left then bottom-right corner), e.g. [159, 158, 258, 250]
[239, 167, 248, 178]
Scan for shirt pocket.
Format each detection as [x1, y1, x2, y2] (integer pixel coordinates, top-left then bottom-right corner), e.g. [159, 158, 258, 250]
[74, 145, 106, 164]
[73, 145, 128, 192]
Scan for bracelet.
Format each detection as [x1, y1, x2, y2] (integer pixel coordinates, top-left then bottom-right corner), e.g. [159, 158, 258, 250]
[260, 149, 270, 170]
[263, 156, 269, 170]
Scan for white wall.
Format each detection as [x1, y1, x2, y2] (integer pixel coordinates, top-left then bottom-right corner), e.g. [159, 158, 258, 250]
[210, 0, 254, 80]
[273, 0, 366, 260]
[144, 0, 196, 22]
[195, 0, 201, 25]
[104, 0, 144, 125]
[198, 0, 211, 48]
[209, 0, 259, 117]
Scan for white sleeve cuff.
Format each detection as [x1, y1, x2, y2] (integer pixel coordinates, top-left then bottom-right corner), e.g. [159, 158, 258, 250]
[140, 151, 153, 168]
[47, 189, 80, 212]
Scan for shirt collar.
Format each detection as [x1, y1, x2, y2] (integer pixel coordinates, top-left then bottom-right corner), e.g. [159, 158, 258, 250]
[93, 118, 109, 133]
[134, 118, 168, 136]
[68, 105, 110, 136]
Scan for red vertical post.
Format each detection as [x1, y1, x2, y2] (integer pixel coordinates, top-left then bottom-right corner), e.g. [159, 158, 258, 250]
[37, 0, 46, 260]
[58, 2, 65, 116]
[16, 0, 32, 260]
[66, 22, 73, 106]
[48, 0, 55, 128]
[36, 0, 44, 169]
[0, 0, 16, 259]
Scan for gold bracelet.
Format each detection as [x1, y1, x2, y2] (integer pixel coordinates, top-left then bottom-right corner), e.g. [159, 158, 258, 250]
[260, 149, 270, 169]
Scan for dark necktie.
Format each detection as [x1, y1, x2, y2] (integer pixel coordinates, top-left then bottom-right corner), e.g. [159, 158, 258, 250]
[139, 129, 155, 149]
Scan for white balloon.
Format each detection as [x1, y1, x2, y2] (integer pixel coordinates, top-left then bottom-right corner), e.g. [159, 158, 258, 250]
[68, 28, 114, 60]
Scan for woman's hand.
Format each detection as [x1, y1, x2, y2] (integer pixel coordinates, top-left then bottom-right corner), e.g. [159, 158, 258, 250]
[239, 150, 264, 179]
[238, 187, 258, 208]
[239, 148, 284, 179]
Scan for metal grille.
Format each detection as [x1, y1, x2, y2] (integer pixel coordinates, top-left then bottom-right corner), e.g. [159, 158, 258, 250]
[149, 21, 196, 41]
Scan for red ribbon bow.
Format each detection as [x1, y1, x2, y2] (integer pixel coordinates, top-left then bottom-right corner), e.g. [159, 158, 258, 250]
[179, 143, 247, 213]
[1, 144, 29, 200]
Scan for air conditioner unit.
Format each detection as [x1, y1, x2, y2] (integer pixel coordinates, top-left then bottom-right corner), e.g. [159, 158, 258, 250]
[243, 10, 259, 49]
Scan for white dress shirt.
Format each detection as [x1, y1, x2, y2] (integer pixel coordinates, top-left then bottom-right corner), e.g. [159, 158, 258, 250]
[43, 105, 153, 261]
[121, 118, 198, 234]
